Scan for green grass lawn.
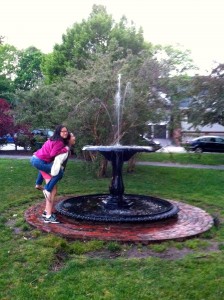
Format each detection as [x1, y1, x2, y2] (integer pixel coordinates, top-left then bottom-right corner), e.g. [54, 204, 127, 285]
[139, 151, 224, 165]
[1, 158, 224, 299]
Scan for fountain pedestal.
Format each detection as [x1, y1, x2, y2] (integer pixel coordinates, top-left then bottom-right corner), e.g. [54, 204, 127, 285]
[102, 148, 136, 209]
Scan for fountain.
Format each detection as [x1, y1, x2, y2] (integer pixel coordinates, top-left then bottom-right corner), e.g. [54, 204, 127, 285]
[56, 75, 179, 222]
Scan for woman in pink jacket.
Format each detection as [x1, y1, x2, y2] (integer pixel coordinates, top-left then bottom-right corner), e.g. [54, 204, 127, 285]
[30, 124, 69, 223]
[39, 133, 76, 223]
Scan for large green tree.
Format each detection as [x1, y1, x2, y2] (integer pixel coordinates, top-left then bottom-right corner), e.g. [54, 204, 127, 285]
[53, 50, 172, 147]
[15, 47, 194, 174]
[15, 47, 194, 143]
[14, 47, 44, 91]
[14, 83, 70, 129]
[188, 64, 224, 126]
[0, 44, 44, 104]
[41, 4, 146, 83]
[154, 45, 196, 76]
[15, 50, 166, 144]
[0, 43, 18, 102]
[0, 44, 18, 79]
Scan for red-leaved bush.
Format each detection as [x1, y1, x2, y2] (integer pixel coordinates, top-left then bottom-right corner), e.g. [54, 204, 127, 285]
[0, 98, 14, 136]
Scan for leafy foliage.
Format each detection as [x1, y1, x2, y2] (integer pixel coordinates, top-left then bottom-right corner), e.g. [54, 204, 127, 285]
[0, 44, 44, 103]
[41, 5, 146, 83]
[0, 44, 18, 79]
[154, 44, 196, 76]
[14, 47, 44, 90]
[15, 47, 195, 156]
[54, 51, 170, 149]
[0, 98, 14, 135]
[189, 64, 224, 126]
[1, 5, 196, 158]
[0, 44, 18, 102]
[14, 83, 70, 128]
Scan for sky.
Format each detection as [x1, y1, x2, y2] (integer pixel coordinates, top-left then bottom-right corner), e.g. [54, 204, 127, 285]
[1, 0, 224, 74]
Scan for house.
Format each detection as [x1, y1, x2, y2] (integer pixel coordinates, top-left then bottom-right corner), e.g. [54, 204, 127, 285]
[146, 121, 169, 139]
[181, 121, 224, 142]
[147, 96, 224, 144]
[180, 97, 224, 141]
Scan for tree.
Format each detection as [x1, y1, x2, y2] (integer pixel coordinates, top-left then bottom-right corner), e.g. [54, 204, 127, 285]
[0, 98, 14, 135]
[16, 48, 194, 146]
[41, 4, 146, 83]
[0, 75, 13, 99]
[0, 44, 18, 80]
[0, 36, 4, 45]
[53, 50, 172, 152]
[188, 64, 224, 126]
[14, 42, 195, 174]
[158, 75, 193, 141]
[0, 44, 18, 102]
[14, 47, 44, 91]
[14, 83, 70, 129]
[109, 16, 145, 59]
[154, 44, 196, 77]
[0, 44, 44, 107]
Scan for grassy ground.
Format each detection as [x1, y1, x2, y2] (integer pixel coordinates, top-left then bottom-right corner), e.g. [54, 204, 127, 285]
[139, 151, 224, 165]
[1, 157, 224, 299]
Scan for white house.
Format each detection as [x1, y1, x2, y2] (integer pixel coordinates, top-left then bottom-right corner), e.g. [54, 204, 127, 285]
[181, 121, 224, 142]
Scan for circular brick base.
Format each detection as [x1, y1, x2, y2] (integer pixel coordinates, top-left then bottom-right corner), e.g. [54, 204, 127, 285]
[25, 196, 214, 242]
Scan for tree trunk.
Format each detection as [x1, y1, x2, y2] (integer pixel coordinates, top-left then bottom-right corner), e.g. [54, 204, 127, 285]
[98, 158, 108, 177]
[127, 154, 136, 173]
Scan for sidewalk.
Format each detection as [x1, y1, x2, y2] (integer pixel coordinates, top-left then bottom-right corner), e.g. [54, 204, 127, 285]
[0, 143, 24, 151]
[157, 145, 186, 153]
[1, 154, 224, 170]
[1, 144, 224, 170]
[136, 161, 224, 170]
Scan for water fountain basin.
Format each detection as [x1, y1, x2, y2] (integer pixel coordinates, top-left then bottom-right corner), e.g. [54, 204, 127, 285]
[55, 144, 179, 222]
[56, 193, 179, 222]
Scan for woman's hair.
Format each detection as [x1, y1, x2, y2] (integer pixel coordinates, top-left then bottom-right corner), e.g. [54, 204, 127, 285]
[50, 125, 68, 143]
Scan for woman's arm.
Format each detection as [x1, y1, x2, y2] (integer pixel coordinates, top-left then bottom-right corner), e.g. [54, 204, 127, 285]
[49, 141, 69, 158]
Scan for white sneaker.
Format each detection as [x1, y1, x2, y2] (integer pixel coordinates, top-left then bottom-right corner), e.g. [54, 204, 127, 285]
[44, 214, 60, 224]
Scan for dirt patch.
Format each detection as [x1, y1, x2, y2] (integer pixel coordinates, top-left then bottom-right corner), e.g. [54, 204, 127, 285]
[5, 218, 23, 235]
[5, 216, 221, 261]
[86, 242, 220, 260]
[50, 251, 69, 272]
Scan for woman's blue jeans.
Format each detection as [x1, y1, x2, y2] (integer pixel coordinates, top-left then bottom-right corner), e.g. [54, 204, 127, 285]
[30, 156, 64, 192]
[36, 171, 44, 186]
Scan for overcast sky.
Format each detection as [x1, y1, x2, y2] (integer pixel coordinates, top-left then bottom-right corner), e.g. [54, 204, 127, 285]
[1, 0, 224, 73]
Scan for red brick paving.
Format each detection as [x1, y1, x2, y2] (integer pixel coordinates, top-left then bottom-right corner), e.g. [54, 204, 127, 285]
[25, 196, 214, 243]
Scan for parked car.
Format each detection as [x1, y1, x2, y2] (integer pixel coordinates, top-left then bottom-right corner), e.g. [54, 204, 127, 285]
[31, 129, 54, 138]
[0, 136, 7, 146]
[0, 134, 15, 144]
[186, 135, 224, 153]
[5, 134, 14, 143]
[141, 134, 162, 151]
[14, 131, 32, 151]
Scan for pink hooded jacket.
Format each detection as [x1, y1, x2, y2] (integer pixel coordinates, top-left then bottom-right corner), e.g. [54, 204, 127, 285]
[34, 139, 68, 162]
